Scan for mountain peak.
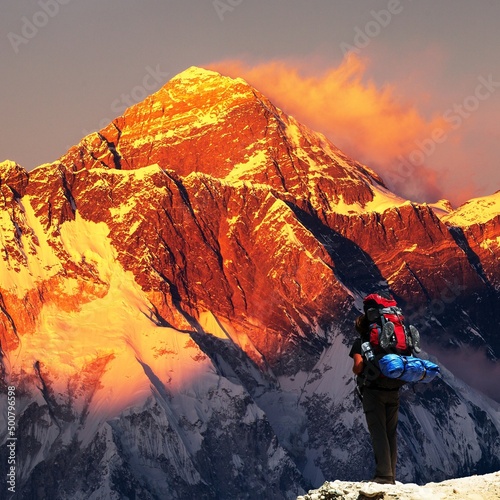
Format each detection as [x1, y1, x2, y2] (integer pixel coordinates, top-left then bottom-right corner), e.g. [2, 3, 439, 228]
[170, 65, 235, 84]
[0, 159, 24, 174]
[53, 67, 499, 223]
[0, 159, 29, 196]
[58, 66, 387, 212]
[156, 65, 251, 101]
[443, 190, 500, 226]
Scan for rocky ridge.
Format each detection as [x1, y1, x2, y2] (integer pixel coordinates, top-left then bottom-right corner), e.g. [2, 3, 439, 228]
[299, 471, 500, 500]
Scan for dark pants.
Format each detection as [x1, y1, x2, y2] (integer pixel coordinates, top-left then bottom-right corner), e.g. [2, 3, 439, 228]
[362, 387, 400, 481]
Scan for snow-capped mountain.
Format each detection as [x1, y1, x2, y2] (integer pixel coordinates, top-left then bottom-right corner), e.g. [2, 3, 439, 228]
[1, 67, 499, 499]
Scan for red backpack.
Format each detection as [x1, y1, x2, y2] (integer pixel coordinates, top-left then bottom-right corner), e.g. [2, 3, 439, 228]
[363, 293, 413, 356]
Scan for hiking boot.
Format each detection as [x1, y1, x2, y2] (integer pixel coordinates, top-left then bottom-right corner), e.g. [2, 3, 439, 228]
[409, 325, 421, 353]
[379, 321, 394, 351]
[372, 476, 395, 484]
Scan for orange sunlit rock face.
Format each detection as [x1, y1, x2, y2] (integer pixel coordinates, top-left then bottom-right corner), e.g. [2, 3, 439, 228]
[1, 67, 499, 379]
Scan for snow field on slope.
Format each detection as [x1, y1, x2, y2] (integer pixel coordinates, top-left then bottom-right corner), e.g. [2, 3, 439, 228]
[443, 191, 500, 226]
[3, 211, 248, 449]
[0, 195, 63, 294]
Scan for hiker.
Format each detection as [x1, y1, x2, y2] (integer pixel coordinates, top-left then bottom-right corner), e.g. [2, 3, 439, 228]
[349, 291, 407, 485]
[349, 291, 439, 484]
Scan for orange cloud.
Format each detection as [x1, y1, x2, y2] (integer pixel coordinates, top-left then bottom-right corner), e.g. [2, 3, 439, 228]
[208, 56, 454, 203]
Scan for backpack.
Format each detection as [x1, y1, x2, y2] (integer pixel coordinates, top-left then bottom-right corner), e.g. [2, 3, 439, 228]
[362, 292, 419, 356]
[357, 292, 439, 385]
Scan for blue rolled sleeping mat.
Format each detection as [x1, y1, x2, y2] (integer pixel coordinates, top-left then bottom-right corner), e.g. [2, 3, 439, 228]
[378, 354, 440, 383]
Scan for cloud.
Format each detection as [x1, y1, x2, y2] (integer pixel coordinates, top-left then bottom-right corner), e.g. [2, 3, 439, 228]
[208, 56, 457, 204]
[429, 345, 500, 403]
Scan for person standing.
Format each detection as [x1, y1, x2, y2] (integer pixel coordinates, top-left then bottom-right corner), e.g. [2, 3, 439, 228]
[350, 312, 404, 485]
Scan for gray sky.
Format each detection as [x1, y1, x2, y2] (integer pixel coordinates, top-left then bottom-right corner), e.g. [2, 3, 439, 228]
[1, 0, 499, 206]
